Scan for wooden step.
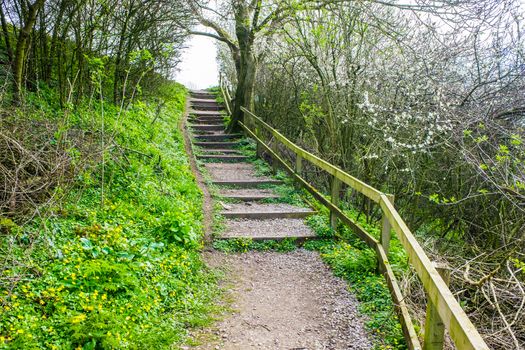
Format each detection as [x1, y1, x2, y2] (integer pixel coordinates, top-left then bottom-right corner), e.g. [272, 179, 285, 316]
[191, 105, 224, 111]
[190, 98, 217, 104]
[190, 119, 225, 125]
[213, 179, 282, 187]
[216, 235, 316, 242]
[220, 218, 316, 241]
[190, 92, 215, 99]
[191, 117, 224, 122]
[201, 149, 241, 154]
[190, 115, 224, 121]
[189, 115, 224, 120]
[192, 130, 216, 135]
[190, 110, 224, 116]
[196, 154, 248, 161]
[221, 194, 281, 201]
[190, 124, 225, 131]
[220, 210, 315, 219]
[194, 133, 241, 141]
[194, 141, 240, 149]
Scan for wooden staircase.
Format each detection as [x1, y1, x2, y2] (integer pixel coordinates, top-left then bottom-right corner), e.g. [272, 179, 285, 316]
[188, 90, 317, 241]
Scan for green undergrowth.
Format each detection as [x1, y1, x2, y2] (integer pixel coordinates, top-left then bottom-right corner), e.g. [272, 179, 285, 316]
[212, 238, 298, 252]
[304, 210, 409, 350]
[205, 87, 223, 104]
[0, 82, 219, 349]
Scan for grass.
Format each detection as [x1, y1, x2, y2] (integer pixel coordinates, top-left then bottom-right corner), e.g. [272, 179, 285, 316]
[0, 82, 220, 349]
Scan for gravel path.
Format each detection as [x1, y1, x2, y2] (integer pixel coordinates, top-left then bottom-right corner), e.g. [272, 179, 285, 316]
[222, 218, 316, 238]
[191, 250, 372, 350]
[205, 163, 273, 182]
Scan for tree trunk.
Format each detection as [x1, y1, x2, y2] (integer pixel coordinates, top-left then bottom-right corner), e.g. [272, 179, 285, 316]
[74, 10, 84, 100]
[0, 3, 14, 64]
[113, 3, 135, 103]
[13, 0, 46, 102]
[228, 3, 257, 132]
[229, 49, 257, 132]
[46, 0, 67, 83]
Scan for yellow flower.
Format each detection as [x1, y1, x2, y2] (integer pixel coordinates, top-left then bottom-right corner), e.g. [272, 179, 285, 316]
[71, 313, 87, 324]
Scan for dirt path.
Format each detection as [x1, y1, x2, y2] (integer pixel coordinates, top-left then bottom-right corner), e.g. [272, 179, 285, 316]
[180, 97, 215, 244]
[192, 250, 372, 350]
[185, 90, 372, 349]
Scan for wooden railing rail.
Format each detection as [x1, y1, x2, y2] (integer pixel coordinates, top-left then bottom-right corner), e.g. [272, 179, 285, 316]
[240, 106, 489, 350]
[219, 74, 233, 116]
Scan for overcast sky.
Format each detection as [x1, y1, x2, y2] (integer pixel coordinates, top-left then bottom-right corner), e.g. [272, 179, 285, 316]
[175, 34, 219, 90]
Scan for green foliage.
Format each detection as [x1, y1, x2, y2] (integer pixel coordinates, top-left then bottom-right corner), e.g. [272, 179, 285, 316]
[0, 82, 219, 349]
[306, 214, 335, 238]
[212, 238, 298, 253]
[512, 258, 525, 271]
[207, 87, 224, 104]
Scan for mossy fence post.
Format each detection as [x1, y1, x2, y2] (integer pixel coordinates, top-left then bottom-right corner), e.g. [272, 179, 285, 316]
[381, 194, 395, 255]
[330, 177, 342, 230]
[424, 264, 451, 350]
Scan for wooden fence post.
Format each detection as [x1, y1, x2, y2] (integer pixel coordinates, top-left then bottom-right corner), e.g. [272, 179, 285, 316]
[271, 138, 279, 173]
[423, 264, 450, 350]
[330, 176, 342, 231]
[381, 194, 395, 255]
[255, 126, 263, 158]
[295, 155, 303, 174]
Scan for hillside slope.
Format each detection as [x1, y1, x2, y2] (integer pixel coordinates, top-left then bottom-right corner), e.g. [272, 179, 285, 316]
[0, 82, 218, 349]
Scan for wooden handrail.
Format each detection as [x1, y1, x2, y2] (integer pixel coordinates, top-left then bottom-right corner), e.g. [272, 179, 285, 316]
[242, 108, 383, 203]
[240, 106, 489, 350]
[219, 74, 233, 116]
